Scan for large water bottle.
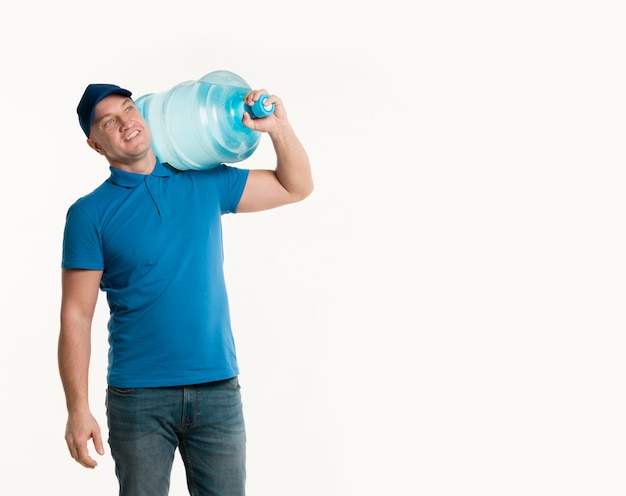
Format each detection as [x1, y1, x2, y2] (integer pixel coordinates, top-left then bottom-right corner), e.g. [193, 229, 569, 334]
[135, 70, 274, 170]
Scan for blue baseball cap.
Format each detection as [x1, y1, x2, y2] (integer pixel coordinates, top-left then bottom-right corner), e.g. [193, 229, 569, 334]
[77, 83, 133, 137]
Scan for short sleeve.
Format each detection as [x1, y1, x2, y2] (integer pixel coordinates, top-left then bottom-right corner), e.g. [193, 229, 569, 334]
[215, 164, 249, 214]
[61, 204, 104, 270]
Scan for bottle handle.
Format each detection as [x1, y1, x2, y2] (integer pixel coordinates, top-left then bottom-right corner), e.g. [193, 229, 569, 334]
[244, 94, 275, 119]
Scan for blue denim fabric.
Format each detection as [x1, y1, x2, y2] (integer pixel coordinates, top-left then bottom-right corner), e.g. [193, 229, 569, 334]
[105, 377, 246, 496]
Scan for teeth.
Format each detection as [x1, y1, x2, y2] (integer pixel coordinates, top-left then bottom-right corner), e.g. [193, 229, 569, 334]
[126, 130, 139, 140]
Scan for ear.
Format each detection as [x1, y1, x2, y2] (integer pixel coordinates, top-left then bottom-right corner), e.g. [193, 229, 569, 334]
[87, 137, 105, 155]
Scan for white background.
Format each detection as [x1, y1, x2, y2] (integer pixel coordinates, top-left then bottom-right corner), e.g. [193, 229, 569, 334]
[1, 1, 625, 494]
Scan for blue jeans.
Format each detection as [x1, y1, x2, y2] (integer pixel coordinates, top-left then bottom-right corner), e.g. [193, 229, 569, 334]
[105, 377, 246, 496]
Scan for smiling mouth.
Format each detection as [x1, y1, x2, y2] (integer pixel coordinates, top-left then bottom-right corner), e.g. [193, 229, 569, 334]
[125, 130, 140, 140]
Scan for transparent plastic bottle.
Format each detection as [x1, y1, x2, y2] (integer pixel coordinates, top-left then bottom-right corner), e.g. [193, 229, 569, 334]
[135, 70, 274, 170]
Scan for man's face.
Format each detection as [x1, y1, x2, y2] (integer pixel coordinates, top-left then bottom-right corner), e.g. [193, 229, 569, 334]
[87, 94, 153, 165]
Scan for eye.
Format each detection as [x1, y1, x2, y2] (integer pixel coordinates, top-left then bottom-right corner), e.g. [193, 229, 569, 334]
[103, 118, 115, 128]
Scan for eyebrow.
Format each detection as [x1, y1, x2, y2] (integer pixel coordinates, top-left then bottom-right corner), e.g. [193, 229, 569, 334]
[94, 97, 134, 124]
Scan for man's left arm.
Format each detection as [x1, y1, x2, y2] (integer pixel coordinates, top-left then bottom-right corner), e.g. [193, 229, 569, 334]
[237, 90, 313, 213]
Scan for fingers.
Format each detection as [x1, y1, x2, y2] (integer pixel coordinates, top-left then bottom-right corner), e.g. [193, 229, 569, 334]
[241, 111, 256, 131]
[244, 90, 282, 111]
[93, 429, 105, 456]
[244, 89, 271, 106]
[65, 415, 104, 469]
[67, 438, 99, 468]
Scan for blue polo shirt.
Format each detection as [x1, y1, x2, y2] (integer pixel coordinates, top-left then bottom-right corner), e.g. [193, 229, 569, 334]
[62, 160, 249, 388]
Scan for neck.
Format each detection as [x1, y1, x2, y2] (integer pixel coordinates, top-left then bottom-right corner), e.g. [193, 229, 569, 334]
[109, 150, 158, 175]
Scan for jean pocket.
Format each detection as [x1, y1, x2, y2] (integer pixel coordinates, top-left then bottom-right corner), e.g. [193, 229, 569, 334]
[107, 386, 136, 395]
[223, 376, 241, 390]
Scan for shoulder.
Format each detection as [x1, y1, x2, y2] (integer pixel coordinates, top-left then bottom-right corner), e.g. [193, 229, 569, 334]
[176, 164, 249, 184]
[68, 179, 117, 212]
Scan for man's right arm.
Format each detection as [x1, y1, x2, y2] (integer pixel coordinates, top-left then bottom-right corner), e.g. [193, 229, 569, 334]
[58, 268, 105, 468]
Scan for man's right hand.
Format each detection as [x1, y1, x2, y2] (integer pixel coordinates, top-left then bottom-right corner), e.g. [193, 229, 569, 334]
[64, 411, 105, 468]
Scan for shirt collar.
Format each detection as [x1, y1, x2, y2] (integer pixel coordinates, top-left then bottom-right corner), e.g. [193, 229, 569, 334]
[108, 159, 176, 188]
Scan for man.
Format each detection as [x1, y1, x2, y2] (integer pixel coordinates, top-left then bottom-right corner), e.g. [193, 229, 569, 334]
[58, 81, 313, 496]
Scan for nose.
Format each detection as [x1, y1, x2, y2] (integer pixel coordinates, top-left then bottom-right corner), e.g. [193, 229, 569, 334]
[118, 114, 133, 129]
